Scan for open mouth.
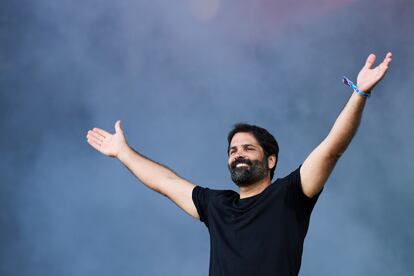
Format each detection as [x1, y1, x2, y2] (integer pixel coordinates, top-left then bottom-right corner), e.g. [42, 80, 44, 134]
[236, 163, 249, 168]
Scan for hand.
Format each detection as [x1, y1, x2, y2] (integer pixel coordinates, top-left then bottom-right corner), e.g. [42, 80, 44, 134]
[86, 120, 129, 158]
[356, 52, 392, 93]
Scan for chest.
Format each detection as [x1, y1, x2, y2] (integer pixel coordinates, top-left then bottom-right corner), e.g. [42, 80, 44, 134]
[208, 195, 302, 249]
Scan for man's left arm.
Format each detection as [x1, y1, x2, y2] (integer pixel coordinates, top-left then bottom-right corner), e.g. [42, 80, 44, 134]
[300, 52, 393, 198]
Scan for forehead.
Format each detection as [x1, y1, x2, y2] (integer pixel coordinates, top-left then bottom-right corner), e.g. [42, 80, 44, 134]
[230, 132, 260, 147]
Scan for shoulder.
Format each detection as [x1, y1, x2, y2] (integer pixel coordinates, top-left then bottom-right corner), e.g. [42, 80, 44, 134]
[272, 166, 301, 188]
[193, 186, 239, 200]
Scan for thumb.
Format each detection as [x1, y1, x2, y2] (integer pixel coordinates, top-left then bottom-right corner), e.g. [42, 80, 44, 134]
[364, 53, 376, 69]
[115, 120, 123, 133]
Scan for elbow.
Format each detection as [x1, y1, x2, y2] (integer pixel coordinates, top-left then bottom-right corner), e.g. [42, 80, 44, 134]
[324, 143, 345, 161]
[327, 151, 343, 162]
[334, 152, 343, 160]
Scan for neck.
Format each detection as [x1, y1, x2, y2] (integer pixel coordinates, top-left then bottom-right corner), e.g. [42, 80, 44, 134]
[239, 176, 271, 199]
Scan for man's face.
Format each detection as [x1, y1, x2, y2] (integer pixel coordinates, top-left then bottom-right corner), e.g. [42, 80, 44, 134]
[227, 132, 270, 187]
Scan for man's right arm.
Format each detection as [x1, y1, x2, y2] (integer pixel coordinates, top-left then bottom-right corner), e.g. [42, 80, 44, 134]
[117, 145, 200, 220]
[86, 120, 200, 220]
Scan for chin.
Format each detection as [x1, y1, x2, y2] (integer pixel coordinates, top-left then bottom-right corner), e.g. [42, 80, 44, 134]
[233, 181, 255, 188]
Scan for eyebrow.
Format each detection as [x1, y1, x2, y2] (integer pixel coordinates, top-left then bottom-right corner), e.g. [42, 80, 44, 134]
[229, 144, 257, 151]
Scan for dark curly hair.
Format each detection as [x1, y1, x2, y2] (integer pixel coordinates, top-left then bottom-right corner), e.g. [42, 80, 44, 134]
[227, 123, 279, 180]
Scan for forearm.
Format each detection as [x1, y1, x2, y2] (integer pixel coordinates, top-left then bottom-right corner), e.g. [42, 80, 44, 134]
[300, 53, 391, 197]
[323, 92, 367, 158]
[117, 145, 182, 194]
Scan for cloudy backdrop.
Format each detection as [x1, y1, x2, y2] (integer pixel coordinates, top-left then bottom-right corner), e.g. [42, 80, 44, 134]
[1, 0, 413, 275]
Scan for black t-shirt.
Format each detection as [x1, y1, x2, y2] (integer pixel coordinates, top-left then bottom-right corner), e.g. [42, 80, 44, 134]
[192, 165, 323, 276]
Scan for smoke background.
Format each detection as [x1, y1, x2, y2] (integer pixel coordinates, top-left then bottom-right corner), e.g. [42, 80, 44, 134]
[1, 0, 413, 275]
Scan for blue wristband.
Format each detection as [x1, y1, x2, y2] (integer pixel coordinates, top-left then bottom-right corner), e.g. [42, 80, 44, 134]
[342, 77, 371, 98]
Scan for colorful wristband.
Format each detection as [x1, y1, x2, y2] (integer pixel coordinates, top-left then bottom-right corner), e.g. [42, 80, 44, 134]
[342, 77, 370, 98]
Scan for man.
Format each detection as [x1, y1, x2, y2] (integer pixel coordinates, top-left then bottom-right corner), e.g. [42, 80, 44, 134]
[86, 52, 392, 275]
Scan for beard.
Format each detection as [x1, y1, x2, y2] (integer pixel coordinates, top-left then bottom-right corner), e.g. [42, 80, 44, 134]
[228, 156, 269, 187]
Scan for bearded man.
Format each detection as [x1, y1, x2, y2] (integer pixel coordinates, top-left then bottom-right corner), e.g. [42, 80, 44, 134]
[86, 52, 392, 276]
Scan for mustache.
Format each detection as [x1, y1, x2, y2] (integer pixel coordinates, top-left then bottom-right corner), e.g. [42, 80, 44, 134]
[230, 158, 252, 169]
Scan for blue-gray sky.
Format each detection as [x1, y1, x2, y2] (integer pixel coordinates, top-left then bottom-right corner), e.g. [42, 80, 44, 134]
[1, 0, 413, 275]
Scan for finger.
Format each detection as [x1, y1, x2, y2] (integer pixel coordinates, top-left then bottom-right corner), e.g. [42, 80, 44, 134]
[87, 135, 102, 146]
[377, 53, 392, 73]
[364, 53, 376, 69]
[87, 131, 104, 142]
[382, 52, 393, 67]
[87, 138, 101, 151]
[93, 128, 110, 138]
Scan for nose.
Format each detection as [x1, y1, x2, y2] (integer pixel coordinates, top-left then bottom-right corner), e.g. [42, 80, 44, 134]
[232, 154, 247, 165]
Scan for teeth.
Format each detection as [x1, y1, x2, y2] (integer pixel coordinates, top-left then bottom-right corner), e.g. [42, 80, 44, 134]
[236, 163, 249, 168]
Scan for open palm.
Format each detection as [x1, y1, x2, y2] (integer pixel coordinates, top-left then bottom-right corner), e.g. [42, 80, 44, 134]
[86, 120, 128, 158]
[357, 52, 392, 93]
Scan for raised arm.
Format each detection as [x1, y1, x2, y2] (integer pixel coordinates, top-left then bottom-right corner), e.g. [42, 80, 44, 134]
[300, 52, 393, 198]
[86, 120, 200, 220]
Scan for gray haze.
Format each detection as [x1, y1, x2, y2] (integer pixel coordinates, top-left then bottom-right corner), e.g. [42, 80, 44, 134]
[1, 0, 413, 275]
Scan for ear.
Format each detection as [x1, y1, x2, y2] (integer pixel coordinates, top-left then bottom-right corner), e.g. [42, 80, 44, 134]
[267, 154, 277, 170]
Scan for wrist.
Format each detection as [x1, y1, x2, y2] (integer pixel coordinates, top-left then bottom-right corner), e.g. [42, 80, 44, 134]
[356, 83, 372, 94]
[342, 77, 371, 98]
[117, 143, 131, 162]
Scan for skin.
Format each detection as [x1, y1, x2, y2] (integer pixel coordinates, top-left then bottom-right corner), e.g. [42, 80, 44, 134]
[300, 52, 392, 197]
[228, 132, 276, 199]
[86, 52, 392, 219]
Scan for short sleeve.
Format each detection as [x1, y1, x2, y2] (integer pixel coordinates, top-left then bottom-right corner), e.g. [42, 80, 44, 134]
[192, 186, 211, 227]
[284, 164, 323, 219]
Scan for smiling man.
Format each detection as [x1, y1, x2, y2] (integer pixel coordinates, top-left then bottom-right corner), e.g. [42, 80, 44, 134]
[86, 53, 392, 275]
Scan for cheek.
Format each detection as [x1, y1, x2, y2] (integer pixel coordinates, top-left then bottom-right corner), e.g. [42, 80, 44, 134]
[250, 152, 262, 160]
